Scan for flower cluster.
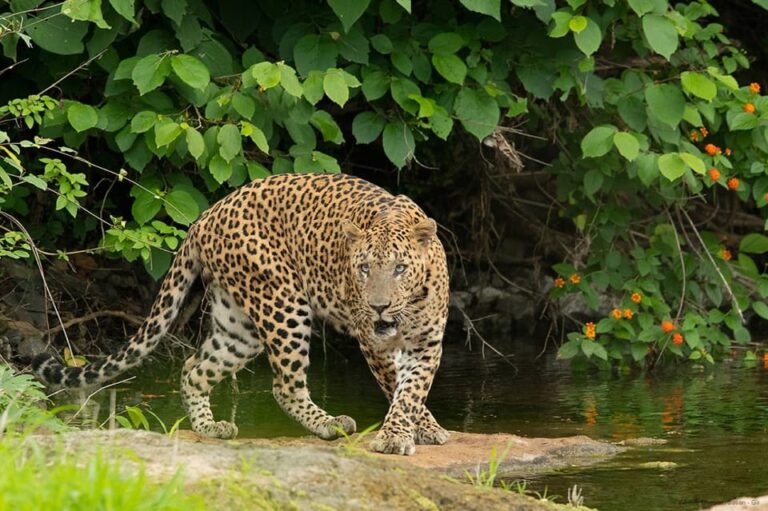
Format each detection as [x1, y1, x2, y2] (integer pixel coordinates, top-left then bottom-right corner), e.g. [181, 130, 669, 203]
[584, 322, 596, 340]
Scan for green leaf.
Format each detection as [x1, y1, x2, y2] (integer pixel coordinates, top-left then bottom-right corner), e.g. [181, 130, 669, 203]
[130, 111, 157, 133]
[62, 0, 110, 28]
[209, 155, 233, 183]
[753, 301, 768, 321]
[678, 152, 705, 175]
[645, 84, 685, 128]
[217, 124, 242, 162]
[323, 69, 349, 107]
[241, 121, 269, 154]
[231, 93, 256, 119]
[573, 18, 602, 57]
[740, 233, 768, 254]
[642, 14, 678, 60]
[558, 339, 581, 359]
[362, 70, 390, 100]
[382, 120, 415, 169]
[459, 0, 500, 20]
[613, 132, 640, 161]
[278, 64, 303, 97]
[67, 103, 99, 132]
[581, 125, 617, 158]
[583, 168, 604, 196]
[328, 0, 371, 32]
[132, 54, 171, 95]
[294, 35, 338, 76]
[428, 33, 465, 55]
[161, 0, 187, 25]
[303, 71, 325, 104]
[250, 62, 281, 89]
[310, 111, 344, 144]
[628, 0, 654, 16]
[680, 72, 716, 101]
[132, 193, 161, 225]
[431, 54, 467, 84]
[155, 122, 182, 147]
[370, 34, 393, 54]
[164, 189, 199, 225]
[395, 0, 411, 13]
[352, 111, 386, 144]
[658, 153, 686, 181]
[582, 341, 607, 360]
[185, 127, 205, 160]
[26, 13, 88, 55]
[171, 54, 210, 90]
[454, 88, 500, 140]
[109, 0, 135, 23]
[636, 153, 659, 186]
[569, 15, 587, 33]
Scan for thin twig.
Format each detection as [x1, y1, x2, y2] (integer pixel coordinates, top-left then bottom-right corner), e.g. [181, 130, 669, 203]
[680, 207, 744, 323]
[0, 211, 74, 354]
[667, 210, 686, 322]
[46, 310, 145, 335]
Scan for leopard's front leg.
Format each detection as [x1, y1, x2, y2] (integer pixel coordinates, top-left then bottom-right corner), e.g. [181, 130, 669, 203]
[369, 339, 445, 456]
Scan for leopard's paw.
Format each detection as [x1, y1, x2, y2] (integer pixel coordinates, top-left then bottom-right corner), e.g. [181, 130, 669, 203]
[199, 420, 238, 440]
[415, 423, 450, 445]
[318, 415, 357, 440]
[370, 429, 416, 456]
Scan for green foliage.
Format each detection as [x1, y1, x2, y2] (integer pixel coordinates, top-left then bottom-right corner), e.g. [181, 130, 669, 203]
[0, 0, 766, 366]
[0, 364, 67, 433]
[0, 441, 205, 511]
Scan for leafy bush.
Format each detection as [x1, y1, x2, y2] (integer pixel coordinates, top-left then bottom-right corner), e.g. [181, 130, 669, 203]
[0, 0, 766, 365]
[0, 364, 67, 433]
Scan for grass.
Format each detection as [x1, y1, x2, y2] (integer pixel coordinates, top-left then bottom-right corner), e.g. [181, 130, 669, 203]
[0, 364, 204, 511]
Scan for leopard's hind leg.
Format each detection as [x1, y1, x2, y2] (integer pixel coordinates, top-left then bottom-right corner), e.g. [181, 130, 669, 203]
[181, 287, 262, 439]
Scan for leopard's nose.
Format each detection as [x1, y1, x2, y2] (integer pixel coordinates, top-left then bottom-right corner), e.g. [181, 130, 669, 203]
[370, 303, 390, 314]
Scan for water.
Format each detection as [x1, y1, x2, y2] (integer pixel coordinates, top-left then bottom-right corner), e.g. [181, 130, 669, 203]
[87, 332, 768, 511]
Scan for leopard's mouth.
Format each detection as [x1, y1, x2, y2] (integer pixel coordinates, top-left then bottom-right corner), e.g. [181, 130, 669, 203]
[374, 320, 398, 336]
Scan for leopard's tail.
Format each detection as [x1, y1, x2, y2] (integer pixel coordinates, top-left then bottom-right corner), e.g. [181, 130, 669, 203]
[33, 237, 201, 389]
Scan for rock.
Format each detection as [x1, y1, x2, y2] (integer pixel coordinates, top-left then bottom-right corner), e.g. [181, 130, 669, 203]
[708, 496, 768, 511]
[236, 430, 624, 478]
[29, 430, 612, 510]
[615, 437, 668, 446]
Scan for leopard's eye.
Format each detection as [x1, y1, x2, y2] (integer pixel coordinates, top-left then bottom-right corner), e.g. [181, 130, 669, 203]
[394, 263, 407, 275]
[359, 263, 370, 275]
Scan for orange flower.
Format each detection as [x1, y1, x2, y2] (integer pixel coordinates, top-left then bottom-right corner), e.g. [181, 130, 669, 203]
[724, 148, 732, 156]
[623, 308, 634, 319]
[744, 102, 756, 114]
[699, 127, 709, 137]
[749, 82, 761, 94]
[764, 192, 768, 204]
[631, 292, 642, 304]
[727, 177, 740, 190]
[554, 277, 565, 288]
[720, 248, 732, 261]
[661, 320, 675, 333]
[673, 333, 684, 346]
[569, 274, 581, 285]
[704, 143, 718, 156]
[690, 131, 699, 142]
[764, 352, 768, 369]
[611, 308, 622, 320]
[707, 168, 720, 181]
[585, 322, 596, 340]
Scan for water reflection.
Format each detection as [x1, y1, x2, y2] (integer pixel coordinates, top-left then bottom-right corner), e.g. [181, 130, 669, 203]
[85, 333, 768, 511]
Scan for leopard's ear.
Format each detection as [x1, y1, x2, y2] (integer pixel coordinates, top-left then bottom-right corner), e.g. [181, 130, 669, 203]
[413, 218, 437, 247]
[341, 220, 364, 243]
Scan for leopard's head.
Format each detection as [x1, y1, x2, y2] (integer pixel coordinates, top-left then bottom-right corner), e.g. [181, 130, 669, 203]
[342, 215, 437, 339]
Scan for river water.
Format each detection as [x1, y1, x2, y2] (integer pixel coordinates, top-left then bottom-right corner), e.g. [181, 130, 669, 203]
[91, 331, 768, 510]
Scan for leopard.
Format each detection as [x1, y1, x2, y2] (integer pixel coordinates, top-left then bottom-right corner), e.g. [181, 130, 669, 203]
[34, 173, 450, 456]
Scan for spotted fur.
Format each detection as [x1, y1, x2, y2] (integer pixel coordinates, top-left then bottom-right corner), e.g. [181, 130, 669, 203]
[34, 173, 450, 455]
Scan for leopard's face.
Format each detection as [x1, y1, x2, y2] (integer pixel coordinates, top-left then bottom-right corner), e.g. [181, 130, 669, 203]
[343, 217, 437, 340]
